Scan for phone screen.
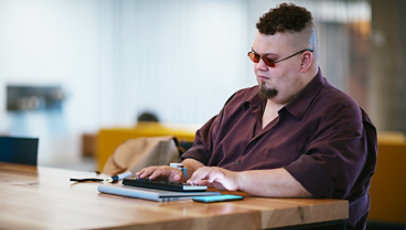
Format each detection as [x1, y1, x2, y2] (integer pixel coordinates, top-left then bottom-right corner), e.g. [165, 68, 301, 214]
[192, 194, 244, 203]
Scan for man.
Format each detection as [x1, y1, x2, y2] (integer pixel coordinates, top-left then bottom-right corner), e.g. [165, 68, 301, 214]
[137, 3, 377, 229]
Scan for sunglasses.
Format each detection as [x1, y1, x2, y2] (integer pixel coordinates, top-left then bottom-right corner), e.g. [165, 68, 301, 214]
[247, 48, 313, 68]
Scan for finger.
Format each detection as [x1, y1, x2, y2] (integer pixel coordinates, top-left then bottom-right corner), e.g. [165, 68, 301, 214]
[135, 167, 149, 177]
[168, 172, 182, 182]
[137, 167, 157, 178]
[211, 181, 227, 190]
[210, 170, 238, 191]
[148, 167, 173, 180]
[136, 166, 159, 178]
[196, 180, 211, 186]
[188, 167, 211, 184]
[193, 168, 235, 190]
[187, 169, 203, 184]
[196, 167, 220, 182]
[195, 179, 225, 190]
[206, 169, 224, 184]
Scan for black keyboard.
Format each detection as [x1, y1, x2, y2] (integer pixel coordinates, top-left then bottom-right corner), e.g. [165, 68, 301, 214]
[122, 178, 207, 192]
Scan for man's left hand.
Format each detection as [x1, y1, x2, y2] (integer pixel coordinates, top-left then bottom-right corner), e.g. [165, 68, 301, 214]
[187, 166, 239, 191]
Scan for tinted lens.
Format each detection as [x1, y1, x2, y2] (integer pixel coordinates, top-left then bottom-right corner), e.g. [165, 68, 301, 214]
[247, 52, 275, 68]
[261, 56, 275, 67]
[248, 52, 259, 63]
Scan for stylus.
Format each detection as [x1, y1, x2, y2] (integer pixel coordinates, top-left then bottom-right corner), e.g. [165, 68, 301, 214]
[107, 171, 132, 183]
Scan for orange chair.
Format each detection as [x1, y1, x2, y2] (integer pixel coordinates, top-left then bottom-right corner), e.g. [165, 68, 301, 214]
[368, 132, 406, 225]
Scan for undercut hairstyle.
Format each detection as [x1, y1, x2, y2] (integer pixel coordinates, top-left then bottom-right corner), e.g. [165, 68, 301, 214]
[256, 3, 313, 35]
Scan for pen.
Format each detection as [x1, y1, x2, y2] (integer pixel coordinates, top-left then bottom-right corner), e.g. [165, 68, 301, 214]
[107, 171, 132, 183]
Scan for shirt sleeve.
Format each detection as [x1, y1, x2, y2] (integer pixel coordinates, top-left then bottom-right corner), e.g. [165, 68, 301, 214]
[180, 90, 244, 164]
[180, 114, 220, 164]
[285, 101, 368, 198]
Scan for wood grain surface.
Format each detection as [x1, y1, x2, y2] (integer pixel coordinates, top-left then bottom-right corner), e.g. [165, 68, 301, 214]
[0, 162, 348, 229]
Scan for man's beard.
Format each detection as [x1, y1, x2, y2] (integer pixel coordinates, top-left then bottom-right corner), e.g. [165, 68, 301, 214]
[258, 82, 278, 99]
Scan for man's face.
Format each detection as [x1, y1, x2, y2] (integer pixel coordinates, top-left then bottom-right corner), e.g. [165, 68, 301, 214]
[251, 32, 308, 105]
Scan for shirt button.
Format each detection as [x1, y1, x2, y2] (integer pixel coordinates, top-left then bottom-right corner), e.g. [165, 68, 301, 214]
[236, 161, 241, 165]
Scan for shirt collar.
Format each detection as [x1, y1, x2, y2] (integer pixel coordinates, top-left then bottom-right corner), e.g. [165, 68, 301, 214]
[285, 68, 325, 120]
[243, 69, 326, 120]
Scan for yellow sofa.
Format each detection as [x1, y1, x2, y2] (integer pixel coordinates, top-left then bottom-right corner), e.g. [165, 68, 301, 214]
[368, 132, 406, 225]
[96, 122, 197, 171]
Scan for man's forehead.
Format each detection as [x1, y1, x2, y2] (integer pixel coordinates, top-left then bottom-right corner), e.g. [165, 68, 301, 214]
[253, 32, 301, 54]
[252, 32, 290, 54]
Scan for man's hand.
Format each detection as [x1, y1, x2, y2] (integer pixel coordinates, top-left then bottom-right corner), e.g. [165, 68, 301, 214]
[135, 159, 205, 182]
[188, 167, 312, 197]
[187, 167, 239, 191]
[136, 166, 184, 182]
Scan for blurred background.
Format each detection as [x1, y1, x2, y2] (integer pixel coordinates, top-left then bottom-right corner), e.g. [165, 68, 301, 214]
[1, 0, 406, 228]
[0, 0, 405, 170]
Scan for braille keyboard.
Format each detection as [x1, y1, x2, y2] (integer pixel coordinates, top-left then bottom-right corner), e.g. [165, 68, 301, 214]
[122, 178, 207, 192]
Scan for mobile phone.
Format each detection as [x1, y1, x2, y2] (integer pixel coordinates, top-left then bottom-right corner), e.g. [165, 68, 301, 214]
[192, 194, 244, 203]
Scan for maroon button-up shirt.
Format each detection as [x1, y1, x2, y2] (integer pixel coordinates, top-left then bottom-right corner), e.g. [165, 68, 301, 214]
[181, 70, 377, 229]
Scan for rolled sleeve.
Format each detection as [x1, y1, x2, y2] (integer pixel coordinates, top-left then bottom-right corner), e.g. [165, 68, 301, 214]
[181, 114, 220, 165]
[285, 154, 335, 197]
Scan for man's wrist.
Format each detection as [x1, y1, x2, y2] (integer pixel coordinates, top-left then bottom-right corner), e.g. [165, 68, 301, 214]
[169, 163, 187, 181]
[235, 171, 245, 191]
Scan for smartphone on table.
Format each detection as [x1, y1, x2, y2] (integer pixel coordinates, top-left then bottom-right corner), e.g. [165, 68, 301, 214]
[192, 194, 244, 203]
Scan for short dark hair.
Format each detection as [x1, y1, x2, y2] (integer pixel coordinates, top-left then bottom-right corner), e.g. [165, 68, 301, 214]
[137, 112, 159, 122]
[256, 3, 312, 35]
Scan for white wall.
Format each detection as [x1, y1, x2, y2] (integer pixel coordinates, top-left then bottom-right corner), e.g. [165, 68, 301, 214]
[0, 0, 112, 166]
[115, 0, 252, 125]
[0, 0, 255, 167]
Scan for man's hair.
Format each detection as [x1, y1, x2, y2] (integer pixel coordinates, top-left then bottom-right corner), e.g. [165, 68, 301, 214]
[256, 3, 313, 35]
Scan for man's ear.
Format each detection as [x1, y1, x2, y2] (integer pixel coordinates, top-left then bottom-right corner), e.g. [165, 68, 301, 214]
[300, 51, 313, 73]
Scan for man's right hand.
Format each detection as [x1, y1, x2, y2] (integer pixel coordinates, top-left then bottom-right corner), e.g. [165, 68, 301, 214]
[135, 166, 184, 182]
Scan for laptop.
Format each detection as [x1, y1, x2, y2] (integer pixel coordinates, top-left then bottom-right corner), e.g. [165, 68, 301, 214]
[98, 183, 221, 201]
[0, 136, 39, 165]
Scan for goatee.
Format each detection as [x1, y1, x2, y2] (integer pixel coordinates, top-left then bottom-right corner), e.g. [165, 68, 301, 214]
[258, 82, 277, 99]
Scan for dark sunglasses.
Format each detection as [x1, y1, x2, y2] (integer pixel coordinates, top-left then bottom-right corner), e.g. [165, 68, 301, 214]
[247, 48, 313, 68]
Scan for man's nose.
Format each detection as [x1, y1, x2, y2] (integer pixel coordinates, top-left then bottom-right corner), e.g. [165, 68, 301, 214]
[255, 58, 269, 71]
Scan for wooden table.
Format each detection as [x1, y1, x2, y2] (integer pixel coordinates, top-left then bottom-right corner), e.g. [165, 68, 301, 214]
[0, 162, 348, 229]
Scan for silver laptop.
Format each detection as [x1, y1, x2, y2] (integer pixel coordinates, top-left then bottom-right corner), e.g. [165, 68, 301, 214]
[98, 183, 221, 201]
